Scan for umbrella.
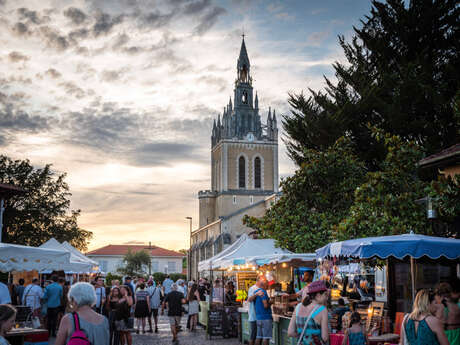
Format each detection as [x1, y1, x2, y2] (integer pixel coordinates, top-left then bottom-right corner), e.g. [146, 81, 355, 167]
[315, 233, 460, 302]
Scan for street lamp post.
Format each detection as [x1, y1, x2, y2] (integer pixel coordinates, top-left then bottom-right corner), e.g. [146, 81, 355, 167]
[186, 217, 192, 281]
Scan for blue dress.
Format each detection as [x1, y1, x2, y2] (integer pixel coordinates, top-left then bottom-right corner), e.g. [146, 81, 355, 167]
[405, 318, 440, 345]
[347, 329, 366, 345]
[295, 304, 326, 345]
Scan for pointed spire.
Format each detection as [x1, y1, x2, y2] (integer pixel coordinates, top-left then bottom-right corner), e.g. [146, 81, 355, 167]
[217, 114, 221, 127]
[273, 109, 277, 122]
[255, 92, 258, 109]
[238, 37, 250, 68]
[268, 107, 272, 121]
[229, 96, 232, 111]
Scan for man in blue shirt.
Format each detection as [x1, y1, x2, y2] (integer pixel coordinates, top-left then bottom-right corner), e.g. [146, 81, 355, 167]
[162, 275, 174, 296]
[43, 275, 63, 337]
[254, 280, 272, 345]
[247, 276, 266, 345]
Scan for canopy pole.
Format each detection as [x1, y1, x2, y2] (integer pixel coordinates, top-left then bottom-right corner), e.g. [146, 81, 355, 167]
[410, 257, 416, 304]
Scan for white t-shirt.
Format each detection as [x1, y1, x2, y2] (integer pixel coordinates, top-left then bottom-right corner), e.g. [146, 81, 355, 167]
[95, 286, 106, 308]
[0, 282, 11, 304]
[248, 284, 258, 322]
[22, 284, 44, 310]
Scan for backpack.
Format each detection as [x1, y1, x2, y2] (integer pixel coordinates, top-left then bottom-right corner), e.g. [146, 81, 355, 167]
[67, 312, 91, 345]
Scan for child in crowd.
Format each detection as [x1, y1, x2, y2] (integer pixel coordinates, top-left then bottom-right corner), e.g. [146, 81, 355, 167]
[342, 312, 368, 345]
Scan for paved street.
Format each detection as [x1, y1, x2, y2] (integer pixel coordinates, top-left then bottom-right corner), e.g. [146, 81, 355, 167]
[131, 314, 240, 345]
[47, 313, 240, 345]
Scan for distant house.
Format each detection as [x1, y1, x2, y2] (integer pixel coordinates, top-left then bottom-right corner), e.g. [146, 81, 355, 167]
[86, 244, 184, 275]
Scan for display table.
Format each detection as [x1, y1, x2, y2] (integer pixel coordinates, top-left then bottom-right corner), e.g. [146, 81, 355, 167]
[6, 328, 48, 345]
[368, 333, 399, 345]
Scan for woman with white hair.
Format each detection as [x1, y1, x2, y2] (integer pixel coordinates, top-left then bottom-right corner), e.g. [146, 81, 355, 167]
[55, 282, 110, 345]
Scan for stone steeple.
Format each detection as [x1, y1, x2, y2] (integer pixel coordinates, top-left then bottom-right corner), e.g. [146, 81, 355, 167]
[211, 38, 277, 147]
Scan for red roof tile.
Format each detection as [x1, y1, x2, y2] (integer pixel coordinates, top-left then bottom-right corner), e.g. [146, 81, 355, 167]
[86, 244, 184, 257]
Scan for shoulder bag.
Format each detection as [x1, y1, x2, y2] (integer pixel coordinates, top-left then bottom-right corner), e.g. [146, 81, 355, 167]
[296, 305, 320, 345]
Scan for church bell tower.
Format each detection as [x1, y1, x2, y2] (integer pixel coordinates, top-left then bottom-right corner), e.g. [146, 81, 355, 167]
[199, 37, 279, 228]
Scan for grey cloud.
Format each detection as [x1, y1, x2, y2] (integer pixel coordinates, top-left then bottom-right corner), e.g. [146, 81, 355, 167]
[17, 8, 42, 24]
[40, 26, 69, 51]
[100, 69, 122, 82]
[193, 6, 226, 36]
[8, 51, 29, 63]
[111, 33, 129, 49]
[45, 68, 61, 79]
[12, 22, 29, 36]
[93, 12, 124, 36]
[59, 81, 85, 99]
[141, 10, 174, 29]
[197, 75, 227, 92]
[68, 28, 89, 41]
[0, 102, 49, 132]
[183, 0, 212, 15]
[63, 7, 87, 25]
[128, 142, 205, 167]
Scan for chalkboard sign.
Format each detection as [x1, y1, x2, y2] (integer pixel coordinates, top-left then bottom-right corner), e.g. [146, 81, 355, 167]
[208, 309, 224, 337]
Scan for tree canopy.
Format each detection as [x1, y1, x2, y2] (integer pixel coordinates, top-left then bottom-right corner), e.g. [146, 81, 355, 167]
[244, 137, 366, 252]
[283, 0, 459, 169]
[0, 155, 92, 250]
[244, 0, 459, 251]
[117, 250, 151, 276]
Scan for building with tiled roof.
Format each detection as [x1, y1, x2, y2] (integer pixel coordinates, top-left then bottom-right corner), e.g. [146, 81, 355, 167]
[419, 143, 460, 179]
[86, 244, 184, 275]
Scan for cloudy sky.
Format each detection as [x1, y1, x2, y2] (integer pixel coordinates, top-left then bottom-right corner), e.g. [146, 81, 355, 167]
[0, 0, 373, 251]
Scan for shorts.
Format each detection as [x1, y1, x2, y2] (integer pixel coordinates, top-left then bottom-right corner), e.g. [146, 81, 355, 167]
[169, 316, 181, 326]
[256, 319, 272, 339]
[150, 308, 158, 317]
[249, 321, 257, 341]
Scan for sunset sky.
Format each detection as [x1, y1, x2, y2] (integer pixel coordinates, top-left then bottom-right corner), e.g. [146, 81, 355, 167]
[0, 0, 373, 251]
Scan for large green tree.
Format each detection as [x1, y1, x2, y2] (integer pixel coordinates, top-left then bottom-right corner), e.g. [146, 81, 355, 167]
[0, 155, 92, 250]
[117, 250, 151, 276]
[284, 0, 459, 169]
[243, 137, 366, 252]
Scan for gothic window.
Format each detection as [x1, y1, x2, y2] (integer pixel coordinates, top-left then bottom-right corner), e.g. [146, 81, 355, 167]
[242, 91, 248, 104]
[254, 157, 261, 189]
[238, 156, 246, 188]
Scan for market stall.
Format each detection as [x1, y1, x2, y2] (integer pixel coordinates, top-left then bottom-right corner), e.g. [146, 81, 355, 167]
[0, 242, 71, 272]
[315, 232, 460, 339]
[198, 235, 294, 340]
[39, 238, 100, 280]
[237, 253, 316, 345]
[0, 242, 74, 344]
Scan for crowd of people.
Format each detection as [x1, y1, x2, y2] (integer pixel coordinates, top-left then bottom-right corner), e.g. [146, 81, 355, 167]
[0, 274, 219, 345]
[244, 275, 460, 345]
[0, 274, 459, 345]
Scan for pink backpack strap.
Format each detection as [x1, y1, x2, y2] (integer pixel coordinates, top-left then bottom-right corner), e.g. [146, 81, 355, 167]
[73, 312, 81, 331]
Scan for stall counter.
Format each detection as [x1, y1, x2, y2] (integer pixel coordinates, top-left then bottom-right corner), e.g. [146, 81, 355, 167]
[239, 307, 295, 345]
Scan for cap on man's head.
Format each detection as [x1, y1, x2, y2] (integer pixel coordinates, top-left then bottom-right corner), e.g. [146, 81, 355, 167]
[125, 276, 132, 280]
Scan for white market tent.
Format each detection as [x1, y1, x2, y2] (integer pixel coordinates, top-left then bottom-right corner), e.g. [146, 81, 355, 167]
[39, 238, 97, 273]
[198, 234, 315, 271]
[0, 242, 71, 272]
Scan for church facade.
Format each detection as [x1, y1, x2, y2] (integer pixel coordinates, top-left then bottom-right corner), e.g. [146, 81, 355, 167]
[189, 38, 280, 279]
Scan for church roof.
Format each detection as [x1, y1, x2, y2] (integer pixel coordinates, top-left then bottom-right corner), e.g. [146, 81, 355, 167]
[238, 38, 250, 67]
